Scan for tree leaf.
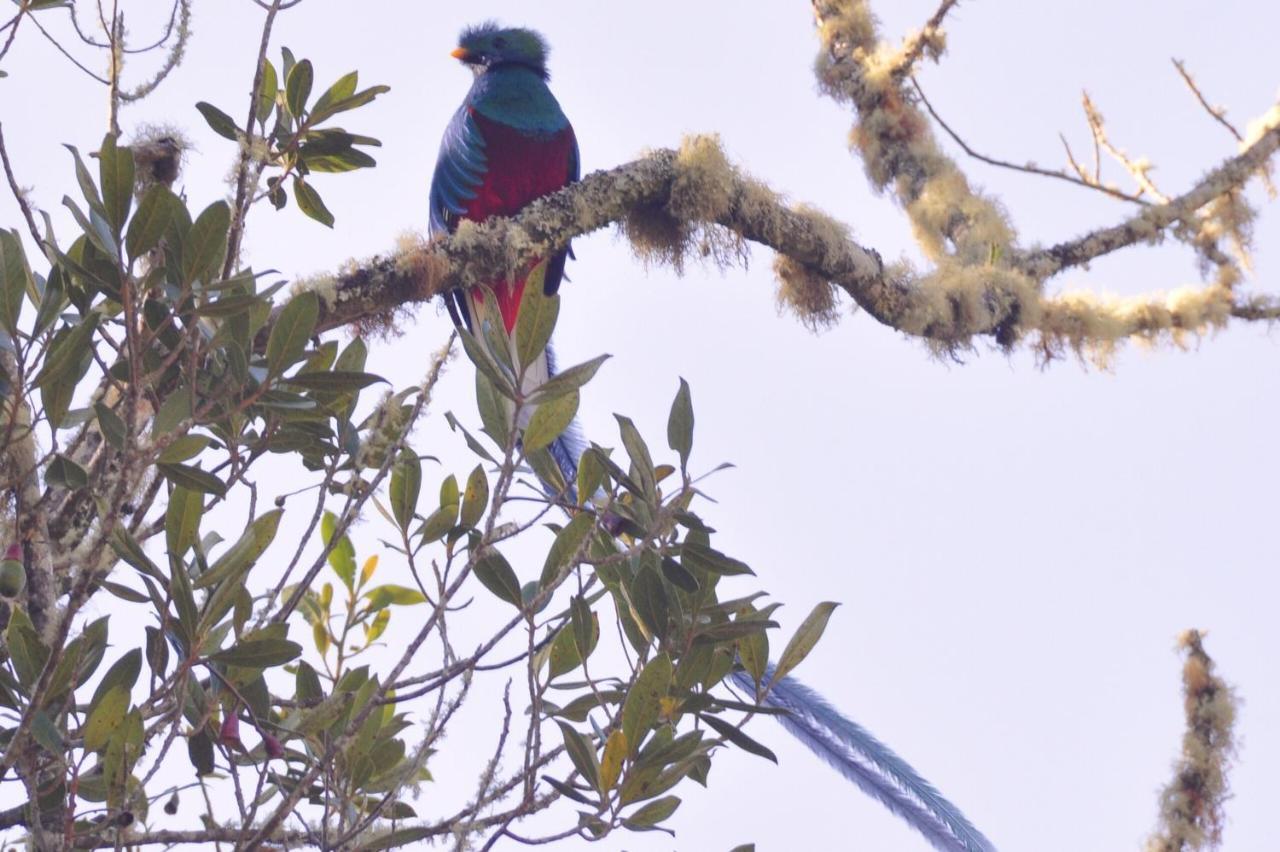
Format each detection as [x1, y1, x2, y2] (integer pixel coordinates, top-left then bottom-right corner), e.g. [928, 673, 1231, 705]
[514, 262, 558, 369]
[98, 134, 134, 237]
[556, 721, 599, 790]
[208, 638, 302, 669]
[266, 290, 319, 375]
[256, 58, 278, 122]
[770, 601, 839, 685]
[293, 177, 334, 227]
[528, 354, 609, 404]
[285, 58, 314, 117]
[84, 685, 130, 752]
[458, 464, 488, 529]
[667, 378, 693, 471]
[125, 184, 178, 261]
[472, 549, 522, 608]
[699, 714, 777, 763]
[363, 584, 426, 611]
[157, 462, 226, 497]
[539, 512, 593, 588]
[164, 486, 204, 557]
[195, 101, 239, 141]
[285, 370, 387, 392]
[523, 390, 579, 452]
[181, 201, 230, 285]
[600, 730, 627, 794]
[624, 795, 681, 829]
[321, 510, 356, 589]
[389, 449, 421, 533]
[622, 653, 672, 755]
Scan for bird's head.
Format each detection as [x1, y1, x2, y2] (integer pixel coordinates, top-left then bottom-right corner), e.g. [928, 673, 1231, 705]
[451, 23, 550, 79]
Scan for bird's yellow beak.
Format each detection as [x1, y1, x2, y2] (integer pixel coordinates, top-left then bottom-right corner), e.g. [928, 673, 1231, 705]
[450, 47, 472, 61]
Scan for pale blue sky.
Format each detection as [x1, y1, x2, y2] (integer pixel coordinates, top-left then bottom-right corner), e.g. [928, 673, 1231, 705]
[2, 1, 1277, 850]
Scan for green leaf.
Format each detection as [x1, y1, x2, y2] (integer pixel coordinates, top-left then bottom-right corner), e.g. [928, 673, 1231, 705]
[514, 263, 558, 370]
[616, 415, 656, 501]
[475, 372, 511, 447]
[0, 230, 30, 333]
[460, 329, 516, 401]
[389, 449, 421, 533]
[357, 827, 434, 852]
[84, 685, 130, 751]
[286, 370, 386, 392]
[30, 709, 65, 754]
[523, 390, 579, 452]
[93, 402, 126, 449]
[181, 201, 230, 285]
[266, 290, 319, 375]
[458, 464, 488, 529]
[624, 795, 681, 830]
[321, 510, 356, 589]
[33, 313, 97, 387]
[473, 549, 522, 608]
[680, 541, 753, 577]
[292, 177, 334, 227]
[256, 59, 278, 123]
[699, 714, 777, 763]
[363, 584, 427, 611]
[577, 446, 606, 507]
[771, 601, 839, 684]
[157, 463, 226, 497]
[90, 648, 141, 708]
[195, 101, 239, 141]
[539, 512, 593, 588]
[194, 508, 283, 590]
[667, 378, 693, 470]
[570, 595, 594, 660]
[187, 728, 215, 775]
[98, 135, 134, 237]
[158, 434, 212, 464]
[63, 144, 104, 216]
[125, 184, 178, 261]
[556, 722, 600, 789]
[546, 612, 599, 679]
[309, 70, 358, 120]
[622, 653, 672, 755]
[285, 58, 314, 117]
[164, 486, 204, 557]
[45, 454, 88, 490]
[528, 354, 610, 403]
[208, 638, 301, 669]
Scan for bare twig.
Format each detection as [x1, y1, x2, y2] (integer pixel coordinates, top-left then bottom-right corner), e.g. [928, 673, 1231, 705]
[913, 77, 1147, 204]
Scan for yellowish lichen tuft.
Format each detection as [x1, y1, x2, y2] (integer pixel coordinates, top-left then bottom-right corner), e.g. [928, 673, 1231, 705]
[669, 134, 736, 223]
[394, 231, 451, 300]
[773, 256, 841, 331]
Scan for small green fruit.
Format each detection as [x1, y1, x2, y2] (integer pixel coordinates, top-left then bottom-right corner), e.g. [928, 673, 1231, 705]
[0, 558, 26, 598]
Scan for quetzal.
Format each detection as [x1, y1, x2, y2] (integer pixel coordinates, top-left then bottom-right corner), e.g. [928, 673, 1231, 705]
[429, 22, 583, 488]
[429, 25, 995, 852]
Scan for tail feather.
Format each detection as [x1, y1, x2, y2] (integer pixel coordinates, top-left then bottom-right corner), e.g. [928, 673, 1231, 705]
[731, 666, 996, 852]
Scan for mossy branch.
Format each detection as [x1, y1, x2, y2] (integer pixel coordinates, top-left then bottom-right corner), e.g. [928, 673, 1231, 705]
[1145, 631, 1237, 852]
[288, 126, 1278, 364]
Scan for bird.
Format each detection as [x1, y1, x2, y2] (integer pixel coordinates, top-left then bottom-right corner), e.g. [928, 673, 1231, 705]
[429, 24, 995, 852]
[428, 22, 584, 488]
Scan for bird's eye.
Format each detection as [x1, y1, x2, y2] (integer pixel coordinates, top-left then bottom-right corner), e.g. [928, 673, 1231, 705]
[492, 36, 508, 49]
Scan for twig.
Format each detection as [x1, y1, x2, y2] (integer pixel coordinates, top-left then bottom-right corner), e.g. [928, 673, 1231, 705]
[0, 122, 44, 248]
[1171, 59, 1242, 142]
[913, 76, 1147, 204]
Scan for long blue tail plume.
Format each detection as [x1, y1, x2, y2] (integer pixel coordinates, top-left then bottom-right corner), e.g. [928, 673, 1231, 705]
[730, 666, 996, 852]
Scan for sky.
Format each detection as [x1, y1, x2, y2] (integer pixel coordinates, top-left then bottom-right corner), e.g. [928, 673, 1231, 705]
[1, 1, 1278, 850]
